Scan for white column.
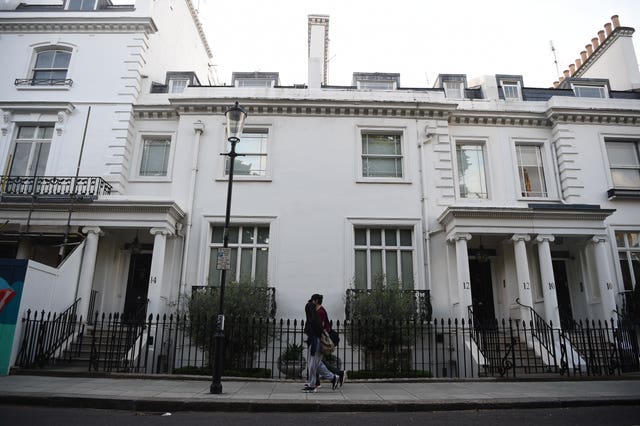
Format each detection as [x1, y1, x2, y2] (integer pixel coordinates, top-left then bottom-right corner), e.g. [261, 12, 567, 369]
[147, 227, 172, 316]
[590, 236, 618, 321]
[512, 234, 533, 321]
[536, 234, 561, 327]
[448, 233, 472, 320]
[77, 226, 102, 321]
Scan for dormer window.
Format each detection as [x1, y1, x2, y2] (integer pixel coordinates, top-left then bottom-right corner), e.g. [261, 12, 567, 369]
[232, 72, 279, 88]
[169, 78, 189, 93]
[352, 73, 400, 91]
[444, 81, 464, 99]
[573, 84, 607, 98]
[501, 80, 522, 100]
[236, 79, 275, 88]
[66, 0, 98, 10]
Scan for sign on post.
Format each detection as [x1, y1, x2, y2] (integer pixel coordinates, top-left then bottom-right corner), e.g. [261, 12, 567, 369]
[216, 248, 231, 270]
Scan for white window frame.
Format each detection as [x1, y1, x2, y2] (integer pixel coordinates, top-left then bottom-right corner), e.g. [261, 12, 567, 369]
[356, 126, 409, 183]
[604, 138, 640, 189]
[201, 216, 276, 287]
[512, 139, 553, 200]
[444, 81, 464, 99]
[614, 231, 640, 292]
[356, 80, 396, 90]
[7, 124, 55, 177]
[217, 126, 272, 181]
[572, 84, 608, 99]
[501, 80, 522, 101]
[130, 132, 176, 182]
[454, 139, 489, 200]
[235, 78, 275, 88]
[66, 0, 98, 10]
[346, 218, 421, 291]
[168, 78, 189, 94]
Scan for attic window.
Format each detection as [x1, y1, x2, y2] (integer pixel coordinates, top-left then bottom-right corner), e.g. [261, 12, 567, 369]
[501, 80, 522, 100]
[573, 84, 607, 98]
[444, 81, 464, 99]
[236, 79, 275, 88]
[357, 80, 396, 90]
[66, 0, 98, 10]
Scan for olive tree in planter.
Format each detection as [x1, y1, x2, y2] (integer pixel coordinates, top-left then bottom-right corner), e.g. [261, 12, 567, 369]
[278, 343, 306, 379]
[345, 278, 424, 373]
[188, 280, 275, 372]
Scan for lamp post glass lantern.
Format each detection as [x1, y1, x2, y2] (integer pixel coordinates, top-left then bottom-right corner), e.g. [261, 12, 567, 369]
[210, 101, 247, 394]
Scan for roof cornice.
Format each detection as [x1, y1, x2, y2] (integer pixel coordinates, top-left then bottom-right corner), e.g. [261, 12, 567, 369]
[449, 110, 551, 128]
[0, 16, 158, 34]
[438, 206, 615, 225]
[184, 0, 212, 59]
[546, 106, 640, 126]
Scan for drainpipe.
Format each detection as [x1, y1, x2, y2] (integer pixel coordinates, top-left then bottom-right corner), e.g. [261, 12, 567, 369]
[178, 120, 205, 310]
[417, 115, 433, 291]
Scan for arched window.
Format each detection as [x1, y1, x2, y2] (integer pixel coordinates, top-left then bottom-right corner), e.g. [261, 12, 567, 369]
[32, 48, 71, 85]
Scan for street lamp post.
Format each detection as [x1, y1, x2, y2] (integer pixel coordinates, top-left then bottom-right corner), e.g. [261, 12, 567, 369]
[210, 101, 247, 394]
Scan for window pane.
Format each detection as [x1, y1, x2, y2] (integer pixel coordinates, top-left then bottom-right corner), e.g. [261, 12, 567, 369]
[457, 144, 487, 198]
[227, 227, 239, 244]
[9, 144, 30, 176]
[209, 249, 220, 286]
[370, 229, 381, 246]
[616, 232, 626, 248]
[401, 251, 414, 288]
[364, 158, 401, 177]
[354, 229, 366, 246]
[140, 138, 170, 176]
[17, 126, 36, 139]
[400, 230, 412, 246]
[239, 249, 253, 281]
[606, 142, 639, 167]
[619, 255, 633, 291]
[35, 51, 54, 68]
[212, 227, 223, 244]
[255, 248, 268, 285]
[229, 249, 238, 282]
[241, 227, 254, 244]
[39, 126, 54, 139]
[611, 169, 640, 188]
[34, 143, 50, 175]
[363, 134, 400, 155]
[628, 233, 640, 248]
[236, 132, 267, 154]
[574, 86, 605, 98]
[354, 250, 367, 289]
[257, 227, 269, 244]
[385, 250, 398, 283]
[632, 254, 640, 290]
[53, 51, 71, 68]
[385, 229, 397, 246]
[370, 250, 383, 285]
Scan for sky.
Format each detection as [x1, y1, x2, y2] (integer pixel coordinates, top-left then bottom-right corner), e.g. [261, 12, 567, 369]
[196, 0, 640, 88]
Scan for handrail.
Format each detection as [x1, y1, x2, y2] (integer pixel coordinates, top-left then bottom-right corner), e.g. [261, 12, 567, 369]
[515, 298, 555, 356]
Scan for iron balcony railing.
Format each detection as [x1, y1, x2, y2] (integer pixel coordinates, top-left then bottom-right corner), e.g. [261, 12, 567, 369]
[0, 176, 112, 201]
[16, 312, 640, 379]
[345, 288, 432, 321]
[14, 78, 73, 87]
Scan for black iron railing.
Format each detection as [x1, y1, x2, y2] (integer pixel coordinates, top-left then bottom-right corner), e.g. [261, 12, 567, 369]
[87, 290, 98, 325]
[15, 299, 80, 367]
[345, 289, 432, 321]
[0, 176, 112, 200]
[16, 311, 639, 378]
[516, 298, 557, 359]
[14, 78, 73, 87]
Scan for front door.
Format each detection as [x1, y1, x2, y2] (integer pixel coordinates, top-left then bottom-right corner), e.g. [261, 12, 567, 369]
[123, 253, 152, 322]
[552, 260, 573, 327]
[469, 259, 496, 323]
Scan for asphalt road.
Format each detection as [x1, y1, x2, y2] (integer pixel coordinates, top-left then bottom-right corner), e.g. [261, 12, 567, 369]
[2, 405, 640, 425]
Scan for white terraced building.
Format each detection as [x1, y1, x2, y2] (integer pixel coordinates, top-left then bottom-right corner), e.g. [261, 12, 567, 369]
[0, 3, 639, 355]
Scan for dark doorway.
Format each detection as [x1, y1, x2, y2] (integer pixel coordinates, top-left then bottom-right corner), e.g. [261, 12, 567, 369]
[469, 259, 496, 323]
[123, 253, 152, 322]
[552, 260, 573, 327]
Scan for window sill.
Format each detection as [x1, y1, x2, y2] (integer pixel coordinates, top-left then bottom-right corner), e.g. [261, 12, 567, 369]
[607, 188, 640, 199]
[356, 178, 411, 184]
[16, 85, 71, 91]
[129, 177, 172, 183]
[517, 196, 555, 202]
[216, 176, 272, 182]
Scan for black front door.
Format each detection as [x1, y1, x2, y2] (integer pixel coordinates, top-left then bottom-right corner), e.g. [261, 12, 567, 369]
[123, 253, 152, 321]
[469, 259, 496, 323]
[552, 260, 573, 326]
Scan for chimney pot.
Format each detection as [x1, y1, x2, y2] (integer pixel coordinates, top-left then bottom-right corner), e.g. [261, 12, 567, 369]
[569, 64, 576, 75]
[592, 37, 599, 50]
[598, 30, 605, 43]
[575, 58, 582, 68]
[586, 44, 593, 56]
[553, 81, 560, 88]
[559, 76, 564, 83]
[605, 22, 612, 36]
[612, 15, 620, 28]
[580, 50, 588, 62]
[563, 69, 570, 78]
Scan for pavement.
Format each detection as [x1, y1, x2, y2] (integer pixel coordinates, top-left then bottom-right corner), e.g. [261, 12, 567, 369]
[0, 374, 639, 412]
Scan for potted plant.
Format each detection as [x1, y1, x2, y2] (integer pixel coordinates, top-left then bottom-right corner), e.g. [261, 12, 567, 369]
[278, 343, 306, 379]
